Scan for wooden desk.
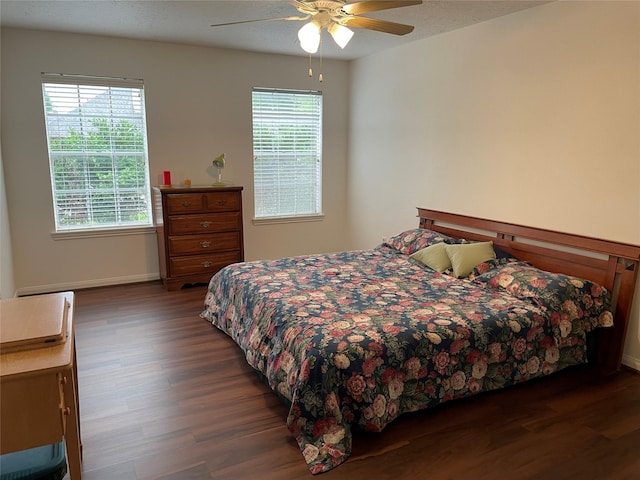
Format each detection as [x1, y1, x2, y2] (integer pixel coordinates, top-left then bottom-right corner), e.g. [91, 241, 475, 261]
[0, 291, 82, 479]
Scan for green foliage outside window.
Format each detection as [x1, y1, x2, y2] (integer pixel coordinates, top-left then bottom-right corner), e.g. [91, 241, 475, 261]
[49, 118, 150, 228]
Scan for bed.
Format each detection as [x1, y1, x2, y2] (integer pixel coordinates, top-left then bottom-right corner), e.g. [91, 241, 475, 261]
[201, 208, 640, 474]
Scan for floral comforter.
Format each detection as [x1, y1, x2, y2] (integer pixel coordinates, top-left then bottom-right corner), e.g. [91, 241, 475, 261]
[201, 245, 612, 474]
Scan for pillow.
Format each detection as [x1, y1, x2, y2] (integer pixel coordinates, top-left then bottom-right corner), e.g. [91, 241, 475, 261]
[410, 243, 452, 272]
[444, 242, 496, 278]
[382, 228, 459, 255]
[472, 263, 613, 332]
[493, 246, 516, 260]
[467, 257, 524, 281]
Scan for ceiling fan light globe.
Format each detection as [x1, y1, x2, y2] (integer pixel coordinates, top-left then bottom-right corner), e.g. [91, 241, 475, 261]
[298, 22, 321, 54]
[328, 23, 354, 49]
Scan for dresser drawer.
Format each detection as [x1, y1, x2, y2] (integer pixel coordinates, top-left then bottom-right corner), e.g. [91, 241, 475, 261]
[204, 192, 241, 212]
[167, 191, 241, 214]
[168, 232, 240, 256]
[168, 212, 241, 235]
[169, 251, 241, 276]
[166, 193, 205, 214]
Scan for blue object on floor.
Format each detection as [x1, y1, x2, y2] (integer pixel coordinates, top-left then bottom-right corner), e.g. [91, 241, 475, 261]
[0, 441, 67, 480]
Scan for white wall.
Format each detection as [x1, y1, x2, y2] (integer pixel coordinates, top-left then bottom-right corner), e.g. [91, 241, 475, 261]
[1, 29, 350, 294]
[0, 146, 16, 298]
[347, 1, 640, 367]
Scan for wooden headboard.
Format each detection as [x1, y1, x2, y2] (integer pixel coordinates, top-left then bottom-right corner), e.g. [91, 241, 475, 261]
[417, 208, 640, 373]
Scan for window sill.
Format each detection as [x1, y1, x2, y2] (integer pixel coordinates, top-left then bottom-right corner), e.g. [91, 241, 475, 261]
[252, 214, 324, 226]
[51, 225, 156, 240]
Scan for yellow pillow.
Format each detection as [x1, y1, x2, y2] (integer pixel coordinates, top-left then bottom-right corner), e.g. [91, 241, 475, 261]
[410, 243, 452, 272]
[445, 242, 496, 278]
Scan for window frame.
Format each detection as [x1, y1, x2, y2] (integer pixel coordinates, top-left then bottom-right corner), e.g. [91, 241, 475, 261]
[251, 87, 323, 223]
[41, 73, 153, 235]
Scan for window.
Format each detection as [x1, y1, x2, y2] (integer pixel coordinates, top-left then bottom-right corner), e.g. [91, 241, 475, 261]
[252, 88, 322, 220]
[41, 73, 152, 232]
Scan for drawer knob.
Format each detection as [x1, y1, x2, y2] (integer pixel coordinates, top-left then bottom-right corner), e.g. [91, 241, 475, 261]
[200, 221, 212, 228]
[217, 200, 227, 206]
[63, 407, 71, 416]
[200, 241, 211, 248]
[202, 261, 213, 268]
[182, 201, 192, 207]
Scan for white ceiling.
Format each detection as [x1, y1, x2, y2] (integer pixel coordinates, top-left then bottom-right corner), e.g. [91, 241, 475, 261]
[0, 0, 552, 60]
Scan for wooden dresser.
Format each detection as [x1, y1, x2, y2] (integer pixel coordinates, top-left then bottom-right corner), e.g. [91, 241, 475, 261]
[153, 186, 244, 291]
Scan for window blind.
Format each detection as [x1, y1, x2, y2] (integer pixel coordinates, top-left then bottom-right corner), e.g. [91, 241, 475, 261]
[252, 88, 322, 219]
[41, 74, 152, 231]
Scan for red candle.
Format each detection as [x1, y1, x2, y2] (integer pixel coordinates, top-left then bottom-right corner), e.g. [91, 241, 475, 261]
[162, 171, 172, 185]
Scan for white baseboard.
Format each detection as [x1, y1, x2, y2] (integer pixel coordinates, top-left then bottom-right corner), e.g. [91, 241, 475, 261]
[621, 354, 640, 373]
[15, 273, 160, 296]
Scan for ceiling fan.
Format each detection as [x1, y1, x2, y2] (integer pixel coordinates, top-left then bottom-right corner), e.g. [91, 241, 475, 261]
[210, 1, 423, 55]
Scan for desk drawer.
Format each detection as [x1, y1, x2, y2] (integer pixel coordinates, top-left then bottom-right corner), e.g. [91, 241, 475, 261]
[168, 212, 241, 235]
[169, 251, 241, 276]
[168, 232, 240, 256]
[1, 375, 63, 454]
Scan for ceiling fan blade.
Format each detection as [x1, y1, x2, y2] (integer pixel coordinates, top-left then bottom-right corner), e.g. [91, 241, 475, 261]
[210, 16, 308, 28]
[343, 16, 415, 35]
[292, 0, 317, 15]
[342, 1, 422, 16]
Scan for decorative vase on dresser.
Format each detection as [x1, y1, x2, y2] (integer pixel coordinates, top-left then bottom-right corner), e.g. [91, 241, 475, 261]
[153, 185, 244, 291]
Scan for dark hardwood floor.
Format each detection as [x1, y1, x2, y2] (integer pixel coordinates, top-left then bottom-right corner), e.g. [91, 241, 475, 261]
[67, 281, 640, 480]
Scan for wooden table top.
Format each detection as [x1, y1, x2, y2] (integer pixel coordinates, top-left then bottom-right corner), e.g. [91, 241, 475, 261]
[0, 291, 75, 379]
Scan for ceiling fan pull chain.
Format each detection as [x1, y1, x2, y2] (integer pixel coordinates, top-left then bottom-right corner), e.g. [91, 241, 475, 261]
[308, 53, 313, 77]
